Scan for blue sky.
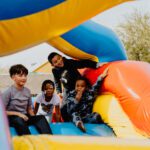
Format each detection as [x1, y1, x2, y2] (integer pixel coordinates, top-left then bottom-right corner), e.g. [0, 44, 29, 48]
[0, 0, 149, 71]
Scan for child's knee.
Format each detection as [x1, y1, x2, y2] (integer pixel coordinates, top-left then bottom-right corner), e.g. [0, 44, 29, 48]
[94, 113, 103, 123]
[36, 115, 46, 120]
[14, 117, 26, 126]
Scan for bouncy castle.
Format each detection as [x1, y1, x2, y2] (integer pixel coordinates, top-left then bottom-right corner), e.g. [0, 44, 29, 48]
[0, 0, 150, 149]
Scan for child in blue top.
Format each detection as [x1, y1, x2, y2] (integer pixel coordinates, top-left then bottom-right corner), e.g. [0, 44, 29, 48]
[65, 68, 108, 132]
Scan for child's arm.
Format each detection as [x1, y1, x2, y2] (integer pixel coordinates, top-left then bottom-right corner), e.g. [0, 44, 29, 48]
[92, 68, 108, 96]
[34, 102, 40, 114]
[53, 93, 61, 122]
[70, 59, 108, 69]
[67, 96, 78, 114]
[70, 59, 97, 69]
[6, 111, 29, 121]
[27, 96, 35, 116]
[34, 93, 43, 114]
[55, 105, 61, 122]
[2, 88, 11, 109]
[27, 106, 35, 116]
[52, 69, 63, 98]
[96, 62, 108, 68]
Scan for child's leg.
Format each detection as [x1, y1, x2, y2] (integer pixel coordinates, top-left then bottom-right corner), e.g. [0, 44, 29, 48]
[28, 115, 52, 134]
[60, 104, 71, 122]
[45, 115, 52, 123]
[82, 112, 103, 124]
[8, 116, 31, 135]
[72, 112, 86, 132]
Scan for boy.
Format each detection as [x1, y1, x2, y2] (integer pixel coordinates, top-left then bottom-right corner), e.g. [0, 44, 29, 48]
[2, 64, 52, 135]
[65, 68, 108, 132]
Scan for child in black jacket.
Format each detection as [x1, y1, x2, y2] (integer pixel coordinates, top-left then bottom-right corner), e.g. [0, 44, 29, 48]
[65, 68, 108, 132]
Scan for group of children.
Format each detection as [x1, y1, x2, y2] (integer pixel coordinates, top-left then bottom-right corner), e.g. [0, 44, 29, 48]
[1, 52, 108, 135]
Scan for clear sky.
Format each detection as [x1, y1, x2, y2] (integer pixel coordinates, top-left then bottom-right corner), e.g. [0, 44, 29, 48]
[92, 0, 150, 29]
[0, 0, 149, 71]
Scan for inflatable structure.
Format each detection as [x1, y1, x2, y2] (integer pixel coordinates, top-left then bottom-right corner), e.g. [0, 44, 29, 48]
[0, 0, 131, 56]
[0, 0, 150, 149]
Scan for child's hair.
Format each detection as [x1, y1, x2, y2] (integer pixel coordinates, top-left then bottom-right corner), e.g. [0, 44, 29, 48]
[76, 76, 91, 89]
[48, 52, 60, 65]
[41, 80, 55, 91]
[9, 64, 28, 77]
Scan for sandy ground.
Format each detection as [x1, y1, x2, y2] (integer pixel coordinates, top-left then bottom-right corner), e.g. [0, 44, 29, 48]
[0, 73, 53, 94]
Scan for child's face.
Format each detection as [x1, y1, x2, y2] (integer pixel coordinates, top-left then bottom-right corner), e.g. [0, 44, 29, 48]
[75, 80, 87, 93]
[51, 55, 64, 68]
[44, 83, 54, 97]
[12, 73, 27, 87]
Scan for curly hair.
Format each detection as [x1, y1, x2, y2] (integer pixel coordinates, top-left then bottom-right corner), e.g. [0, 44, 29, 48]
[41, 80, 55, 91]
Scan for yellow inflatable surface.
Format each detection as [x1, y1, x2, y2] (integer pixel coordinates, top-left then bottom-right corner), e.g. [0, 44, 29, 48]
[2, 0, 149, 149]
[13, 135, 150, 150]
[93, 94, 146, 139]
[0, 0, 132, 56]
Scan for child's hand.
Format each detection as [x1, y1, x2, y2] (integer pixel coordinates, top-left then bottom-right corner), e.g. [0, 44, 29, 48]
[75, 91, 83, 102]
[60, 78, 67, 84]
[58, 93, 63, 99]
[18, 113, 29, 121]
[96, 62, 108, 68]
[100, 67, 109, 79]
[77, 121, 86, 133]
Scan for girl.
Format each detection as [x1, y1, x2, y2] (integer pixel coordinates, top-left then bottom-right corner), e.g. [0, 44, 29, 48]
[34, 80, 61, 123]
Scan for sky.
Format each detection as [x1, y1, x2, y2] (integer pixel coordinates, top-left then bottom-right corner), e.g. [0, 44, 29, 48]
[0, 0, 149, 72]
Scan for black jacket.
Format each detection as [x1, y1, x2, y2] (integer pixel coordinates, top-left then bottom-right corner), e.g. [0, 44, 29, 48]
[52, 58, 97, 93]
[66, 76, 103, 124]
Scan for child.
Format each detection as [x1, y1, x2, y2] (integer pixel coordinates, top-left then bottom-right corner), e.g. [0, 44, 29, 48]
[34, 80, 61, 123]
[48, 52, 106, 121]
[2, 64, 52, 135]
[65, 68, 108, 132]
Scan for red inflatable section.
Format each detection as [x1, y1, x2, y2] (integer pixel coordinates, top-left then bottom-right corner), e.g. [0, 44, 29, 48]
[84, 61, 150, 136]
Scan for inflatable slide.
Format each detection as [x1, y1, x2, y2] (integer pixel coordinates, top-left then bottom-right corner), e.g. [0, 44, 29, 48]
[0, 0, 150, 150]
